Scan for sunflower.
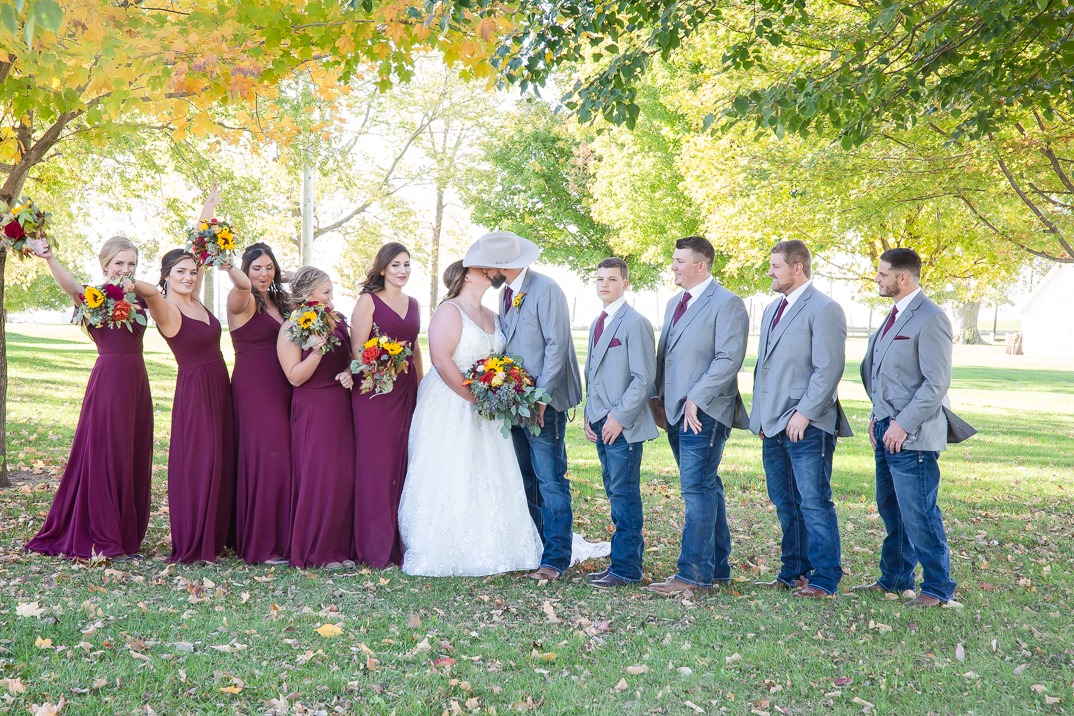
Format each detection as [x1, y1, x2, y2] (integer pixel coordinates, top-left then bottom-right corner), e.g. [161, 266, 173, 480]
[297, 311, 317, 329]
[385, 342, 403, 356]
[83, 286, 105, 309]
[217, 234, 235, 251]
[363, 337, 379, 349]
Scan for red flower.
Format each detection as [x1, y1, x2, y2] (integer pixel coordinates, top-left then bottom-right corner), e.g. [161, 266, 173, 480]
[103, 283, 125, 301]
[305, 300, 320, 307]
[362, 345, 382, 363]
[111, 300, 132, 322]
[479, 372, 495, 385]
[3, 220, 25, 240]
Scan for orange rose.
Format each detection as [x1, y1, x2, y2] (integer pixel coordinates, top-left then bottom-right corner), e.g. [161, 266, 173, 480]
[112, 300, 132, 322]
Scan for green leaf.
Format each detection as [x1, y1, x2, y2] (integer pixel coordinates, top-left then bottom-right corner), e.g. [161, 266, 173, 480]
[32, 0, 61, 32]
[0, 4, 16, 33]
[22, 12, 34, 47]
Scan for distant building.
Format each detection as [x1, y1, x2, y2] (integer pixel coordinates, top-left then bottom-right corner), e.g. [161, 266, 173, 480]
[1020, 264, 1074, 358]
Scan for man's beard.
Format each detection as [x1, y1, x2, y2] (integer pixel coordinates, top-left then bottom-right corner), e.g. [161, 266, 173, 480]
[488, 271, 507, 289]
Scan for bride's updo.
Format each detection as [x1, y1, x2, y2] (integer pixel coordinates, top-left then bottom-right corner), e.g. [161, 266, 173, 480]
[441, 260, 467, 303]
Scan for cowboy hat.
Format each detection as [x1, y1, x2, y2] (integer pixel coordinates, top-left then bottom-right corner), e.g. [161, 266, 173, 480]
[462, 231, 540, 269]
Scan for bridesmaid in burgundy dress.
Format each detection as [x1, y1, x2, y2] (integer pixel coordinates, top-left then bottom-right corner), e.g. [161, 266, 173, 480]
[134, 249, 237, 563]
[227, 243, 293, 564]
[278, 267, 356, 568]
[24, 236, 153, 560]
[350, 242, 423, 568]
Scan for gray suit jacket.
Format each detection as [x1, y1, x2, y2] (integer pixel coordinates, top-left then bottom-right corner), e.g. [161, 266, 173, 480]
[750, 284, 852, 438]
[655, 281, 749, 429]
[500, 269, 582, 413]
[860, 291, 963, 452]
[584, 304, 659, 444]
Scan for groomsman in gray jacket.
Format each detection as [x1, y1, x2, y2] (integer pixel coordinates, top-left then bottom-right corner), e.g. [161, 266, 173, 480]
[582, 258, 658, 589]
[857, 248, 967, 607]
[750, 240, 849, 599]
[465, 231, 583, 582]
[648, 236, 749, 595]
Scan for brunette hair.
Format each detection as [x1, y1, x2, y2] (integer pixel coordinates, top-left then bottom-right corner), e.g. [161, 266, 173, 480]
[675, 236, 716, 268]
[441, 260, 467, 303]
[597, 257, 629, 281]
[771, 240, 812, 278]
[291, 266, 332, 304]
[158, 249, 197, 296]
[99, 236, 138, 274]
[880, 248, 922, 281]
[241, 242, 293, 314]
[360, 242, 411, 295]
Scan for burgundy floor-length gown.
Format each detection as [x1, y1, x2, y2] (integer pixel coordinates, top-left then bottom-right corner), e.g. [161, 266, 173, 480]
[25, 299, 153, 559]
[290, 319, 356, 568]
[162, 310, 236, 563]
[352, 294, 420, 568]
[231, 310, 292, 564]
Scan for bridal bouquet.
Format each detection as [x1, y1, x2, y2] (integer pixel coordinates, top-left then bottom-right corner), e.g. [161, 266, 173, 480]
[285, 301, 341, 355]
[186, 217, 236, 268]
[1, 197, 53, 257]
[350, 325, 412, 395]
[463, 354, 548, 438]
[73, 281, 148, 331]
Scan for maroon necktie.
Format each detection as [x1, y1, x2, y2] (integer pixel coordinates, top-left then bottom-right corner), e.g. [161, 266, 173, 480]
[593, 311, 607, 346]
[771, 297, 788, 329]
[503, 285, 514, 315]
[881, 306, 899, 337]
[672, 291, 691, 325]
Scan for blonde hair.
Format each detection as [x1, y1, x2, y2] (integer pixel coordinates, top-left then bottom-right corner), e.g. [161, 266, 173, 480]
[291, 266, 332, 304]
[99, 236, 138, 273]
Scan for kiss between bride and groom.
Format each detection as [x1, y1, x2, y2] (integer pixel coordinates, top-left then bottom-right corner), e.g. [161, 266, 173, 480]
[397, 232, 597, 579]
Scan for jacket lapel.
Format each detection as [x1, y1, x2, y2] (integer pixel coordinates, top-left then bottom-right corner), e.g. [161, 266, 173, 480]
[763, 286, 813, 364]
[873, 292, 926, 372]
[503, 270, 535, 344]
[589, 308, 626, 374]
[756, 299, 777, 365]
[667, 282, 717, 352]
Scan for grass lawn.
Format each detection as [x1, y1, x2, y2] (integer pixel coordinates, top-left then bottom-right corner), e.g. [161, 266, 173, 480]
[2, 324, 1073, 715]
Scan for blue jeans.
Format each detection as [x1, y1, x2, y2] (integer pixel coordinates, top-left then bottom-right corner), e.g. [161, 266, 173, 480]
[762, 426, 843, 594]
[666, 410, 732, 586]
[512, 407, 573, 573]
[592, 417, 644, 581]
[872, 418, 956, 602]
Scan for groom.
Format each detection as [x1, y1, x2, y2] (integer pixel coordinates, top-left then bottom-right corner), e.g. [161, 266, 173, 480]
[464, 231, 582, 581]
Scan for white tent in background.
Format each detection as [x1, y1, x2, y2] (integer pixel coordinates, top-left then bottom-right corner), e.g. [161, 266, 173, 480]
[1019, 263, 1074, 358]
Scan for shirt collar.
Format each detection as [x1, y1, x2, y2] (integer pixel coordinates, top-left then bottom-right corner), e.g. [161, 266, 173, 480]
[600, 296, 627, 321]
[894, 287, 921, 315]
[781, 279, 812, 310]
[682, 275, 713, 300]
[507, 267, 528, 294]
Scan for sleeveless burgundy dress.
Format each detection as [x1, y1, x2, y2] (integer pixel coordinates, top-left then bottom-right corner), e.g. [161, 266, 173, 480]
[289, 319, 356, 567]
[352, 294, 420, 567]
[25, 298, 153, 558]
[231, 310, 292, 564]
[162, 309, 236, 563]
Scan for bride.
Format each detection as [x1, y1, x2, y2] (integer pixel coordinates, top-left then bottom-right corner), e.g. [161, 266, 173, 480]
[398, 260, 543, 576]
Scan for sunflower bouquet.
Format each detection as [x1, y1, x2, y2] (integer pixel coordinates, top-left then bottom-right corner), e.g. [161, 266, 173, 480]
[73, 282, 148, 331]
[463, 354, 548, 438]
[186, 218, 235, 268]
[349, 324, 413, 396]
[1, 197, 53, 257]
[285, 301, 342, 355]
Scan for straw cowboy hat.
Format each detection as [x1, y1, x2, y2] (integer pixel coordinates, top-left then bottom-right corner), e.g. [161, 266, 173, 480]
[462, 231, 540, 269]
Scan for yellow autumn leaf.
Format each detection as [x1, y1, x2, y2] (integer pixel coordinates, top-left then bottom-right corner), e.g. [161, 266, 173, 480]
[219, 686, 242, 694]
[314, 623, 343, 638]
[35, 637, 53, 649]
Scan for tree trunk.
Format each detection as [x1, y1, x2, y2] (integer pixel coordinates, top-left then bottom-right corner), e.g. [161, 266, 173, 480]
[0, 248, 9, 487]
[956, 300, 984, 345]
[428, 185, 445, 309]
[202, 269, 215, 315]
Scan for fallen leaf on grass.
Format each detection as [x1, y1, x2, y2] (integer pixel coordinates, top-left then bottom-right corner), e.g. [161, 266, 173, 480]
[682, 700, 706, 713]
[172, 642, 194, 653]
[29, 699, 65, 716]
[314, 623, 343, 638]
[406, 614, 422, 628]
[414, 638, 432, 652]
[956, 644, 965, 662]
[625, 664, 648, 675]
[851, 696, 875, 713]
[219, 686, 243, 695]
[16, 601, 46, 618]
[35, 637, 52, 649]
[3, 677, 26, 694]
[834, 677, 852, 687]
[613, 678, 628, 692]
[1045, 696, 1061, 705]
[433, 657, 457, 668]
[1030, 685, 1047, 694]
[677, 667, 693, 676]
[541, 601, 560, 624]
[1014, 664, 1028, 675]
[726, 653, 742, 663]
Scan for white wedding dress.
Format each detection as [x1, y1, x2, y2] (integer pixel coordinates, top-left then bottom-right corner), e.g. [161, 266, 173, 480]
[398, 302, 543, 577]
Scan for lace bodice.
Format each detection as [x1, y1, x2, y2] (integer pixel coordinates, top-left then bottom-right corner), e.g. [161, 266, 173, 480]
[443, 302, 504, 371]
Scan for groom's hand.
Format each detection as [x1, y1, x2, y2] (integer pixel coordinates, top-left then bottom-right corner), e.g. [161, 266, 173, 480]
[535, 402, 546, 428]
[650, 398, 667, 431]
[583, 421, 598, 443]
[601, 415, 624, 445]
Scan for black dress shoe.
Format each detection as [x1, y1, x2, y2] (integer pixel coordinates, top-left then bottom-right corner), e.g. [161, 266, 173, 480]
[589, 574, 633, 589]
[586, 568, 610, 582]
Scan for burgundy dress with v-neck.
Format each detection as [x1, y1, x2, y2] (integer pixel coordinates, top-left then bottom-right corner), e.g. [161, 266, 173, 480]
[162, 309, 235, 563]
[231, 309, 292, 563]
[352, 293, 420, 568]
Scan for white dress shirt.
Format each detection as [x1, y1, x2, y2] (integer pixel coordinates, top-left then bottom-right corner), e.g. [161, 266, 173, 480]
[681, 275, 713, 311]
